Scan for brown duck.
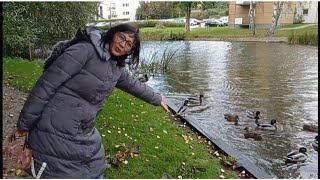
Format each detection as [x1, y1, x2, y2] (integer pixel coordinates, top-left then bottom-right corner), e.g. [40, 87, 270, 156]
[224, 113, 239, 122]
[244, 127, 262, 141]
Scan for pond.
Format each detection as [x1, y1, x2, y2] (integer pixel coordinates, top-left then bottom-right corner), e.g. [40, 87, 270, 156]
[142, 41, 318, 179]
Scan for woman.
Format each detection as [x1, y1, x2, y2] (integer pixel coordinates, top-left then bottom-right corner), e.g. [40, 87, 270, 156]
[15, 23, 169, 178]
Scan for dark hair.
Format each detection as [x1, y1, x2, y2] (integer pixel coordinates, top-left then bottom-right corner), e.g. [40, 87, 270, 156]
[101, 23, 141, 68]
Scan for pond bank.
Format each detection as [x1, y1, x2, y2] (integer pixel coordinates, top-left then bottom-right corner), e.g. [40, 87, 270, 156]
[187, 37, 288, 43]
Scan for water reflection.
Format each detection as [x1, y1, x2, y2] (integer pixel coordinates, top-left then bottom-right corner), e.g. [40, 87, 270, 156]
[144, 41, 318, 179]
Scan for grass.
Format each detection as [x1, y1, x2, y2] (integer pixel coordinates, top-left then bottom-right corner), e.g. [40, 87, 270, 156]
[279, 23, 306, 29]
[140, 25, 318, 44]
[3, 57, 237, 179]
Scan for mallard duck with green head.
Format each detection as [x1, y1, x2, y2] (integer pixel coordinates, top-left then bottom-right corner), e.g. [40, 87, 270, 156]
[187, 94, 204, 106]
[255, 119, 277, 131]
[312, 136, 318, 152]
[176, 100, 189, 117]
[247, 110, 261, 121]
[285, 147, 308, 164]
[244, 127, 263, 141]
[138, 74, 149, 83]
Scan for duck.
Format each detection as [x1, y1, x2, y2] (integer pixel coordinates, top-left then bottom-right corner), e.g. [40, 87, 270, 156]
[285, 147, 308, 164]
[312, 136, 318, 152]
[246, 110, 261, 123]
[244, 127, 262, 141]
[255, 119, 277, 131]
[224, 113, 239, 122]
[176, 100, 189, 117]
[187, 94, 204, 106]
[138, 74, 149, 83]
[302, 123, 318, 133]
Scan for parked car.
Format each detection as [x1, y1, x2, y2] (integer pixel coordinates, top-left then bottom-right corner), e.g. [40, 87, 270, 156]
[204, 20, 218, 27]
[215, 19, 228, 26]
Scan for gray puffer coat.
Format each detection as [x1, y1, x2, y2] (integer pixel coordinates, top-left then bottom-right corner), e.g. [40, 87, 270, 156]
[17, 26, 162, 178]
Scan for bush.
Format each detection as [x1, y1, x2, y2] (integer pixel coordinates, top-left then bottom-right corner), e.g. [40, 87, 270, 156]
[136, 20, 184, 28]
[288, 32, 318, 46]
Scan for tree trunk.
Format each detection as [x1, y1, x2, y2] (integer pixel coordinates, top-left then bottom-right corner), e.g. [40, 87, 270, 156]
[266, 1, 284, 37]
[185, 2, 191, 32]
[293, 2, 303, 23]
[249, 1, 256, 36]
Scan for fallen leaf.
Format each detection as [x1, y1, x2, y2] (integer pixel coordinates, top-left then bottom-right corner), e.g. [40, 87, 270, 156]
[15, 169, 21, 176]
[163, 130, 168, 134]
[107, 130, 111, 133]
[123, 160, 128, 164]
[219, 175, 225, 179]
[155, 146, 159, 149]
[178, 175, 182, 179]
[221, 169, 225, 173]
[101, 134, 106, 137]
[150, 128, 154, 131]
[9, 114, 13, 117]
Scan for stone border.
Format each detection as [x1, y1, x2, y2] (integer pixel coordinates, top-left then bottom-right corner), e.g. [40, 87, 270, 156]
[186, 37, 288, 43]
[164, 99, 274, 179]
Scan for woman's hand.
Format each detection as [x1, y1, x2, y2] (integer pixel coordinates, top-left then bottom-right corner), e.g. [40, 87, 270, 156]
[160, 95, 170, 113]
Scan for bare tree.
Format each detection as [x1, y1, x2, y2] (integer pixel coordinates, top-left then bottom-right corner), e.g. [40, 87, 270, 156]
[249, 1, 256, 36]
[266, 1, 284, 37]
[185, 2, 192, 32]
[293, 1, 304, 23]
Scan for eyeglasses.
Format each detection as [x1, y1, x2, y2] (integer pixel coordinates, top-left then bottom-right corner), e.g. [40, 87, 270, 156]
[116, 32, 135, 50]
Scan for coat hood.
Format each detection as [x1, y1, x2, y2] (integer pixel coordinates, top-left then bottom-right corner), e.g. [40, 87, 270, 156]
[75, 26, 111, 61]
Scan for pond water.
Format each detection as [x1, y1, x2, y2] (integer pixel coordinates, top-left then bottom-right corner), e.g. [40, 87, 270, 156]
[142, 41, 318, 179]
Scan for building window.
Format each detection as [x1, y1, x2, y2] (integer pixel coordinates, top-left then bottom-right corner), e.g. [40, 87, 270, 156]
[99, 6, 103, 17]
[126, 3, 129, 6]
[303, 9, 309, 15]
[123, 3, 125, 7]
[126, 11, 129, 15]
[123, 12, 125, 15]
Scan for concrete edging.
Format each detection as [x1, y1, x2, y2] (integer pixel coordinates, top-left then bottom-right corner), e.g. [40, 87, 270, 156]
[186, 37, 288, 43]
[164, 99, 274, 179]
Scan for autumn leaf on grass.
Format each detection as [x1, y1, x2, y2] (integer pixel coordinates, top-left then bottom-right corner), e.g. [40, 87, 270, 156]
[163, 130, 168, 134]
[15, 169, 21, 176]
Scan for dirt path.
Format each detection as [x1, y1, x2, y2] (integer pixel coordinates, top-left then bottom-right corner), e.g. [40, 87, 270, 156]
[2, 82, 32, 178]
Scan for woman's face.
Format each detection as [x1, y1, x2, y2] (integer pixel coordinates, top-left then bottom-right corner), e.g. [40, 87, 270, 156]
[110, 32, 135, 56]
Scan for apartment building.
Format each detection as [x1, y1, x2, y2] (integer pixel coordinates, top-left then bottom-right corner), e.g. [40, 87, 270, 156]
[98, 0, 140, 21]
[228, 1, 318, 29]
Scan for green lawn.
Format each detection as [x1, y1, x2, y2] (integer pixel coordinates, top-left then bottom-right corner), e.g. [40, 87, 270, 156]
[140, 25, 318, 40]
[3, 57, 237, 179]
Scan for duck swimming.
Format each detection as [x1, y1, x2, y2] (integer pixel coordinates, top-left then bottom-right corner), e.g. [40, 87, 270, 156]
[285, 147, 308, 164]
[224, 113, 239, 122]
[244, 127, 262, 141]
[255, 119, 277, 131]
[302, 123, 318, 133]
[138, 74, 149, 83]
[176, 100, 188, 117]
[187, 94, 204, 106]
[312, 136, 318, 152]
[247, 110, 261, 120]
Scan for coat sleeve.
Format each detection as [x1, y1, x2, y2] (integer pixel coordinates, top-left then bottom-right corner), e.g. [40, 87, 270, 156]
[17, 43, 89, 131]
[116, 70, 162, 106]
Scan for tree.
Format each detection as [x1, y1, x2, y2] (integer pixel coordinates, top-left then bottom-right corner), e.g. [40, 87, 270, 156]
[3, 2, 99, 59]
[293, 2, 304, 23]
[266, 1, 284, 37]
[248, 1, 256, 36]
